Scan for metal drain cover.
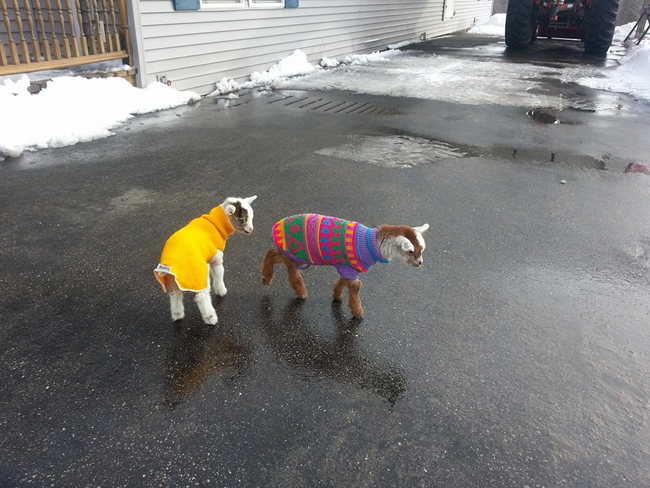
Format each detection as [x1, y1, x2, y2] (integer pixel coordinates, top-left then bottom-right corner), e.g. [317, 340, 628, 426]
[269, 95, 394, 115]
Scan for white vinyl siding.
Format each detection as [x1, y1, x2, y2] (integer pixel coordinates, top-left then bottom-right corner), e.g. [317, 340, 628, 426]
[132, 0, 493, 95]
[202, 0, 284, 7]
[202, 0, 244, 5]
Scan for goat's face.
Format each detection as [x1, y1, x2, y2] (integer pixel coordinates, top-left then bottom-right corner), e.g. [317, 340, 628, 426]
[223, 195, 257, 234]
[381, 224, 429, 267]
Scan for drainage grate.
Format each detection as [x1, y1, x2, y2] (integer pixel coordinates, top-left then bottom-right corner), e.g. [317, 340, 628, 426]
[268, 95, 394, 115]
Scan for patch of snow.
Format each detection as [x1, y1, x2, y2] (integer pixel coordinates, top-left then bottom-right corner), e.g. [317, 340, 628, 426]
[468, 14, 506, 36]
[613, 21, 638, 43]
[277, 51, 578, 108]
[320, 57, 341, 68]
[578, 43, 650, 101]
[0, 75, 199, 159]
[250, 49, 316, 84]
[341, 51, 398, 65]
[210, 49, 400, 96]
[387, 39, 421, 50]
[215, 77, 241, 94]
[210, 49, 317, 96]
[315, 135, 466, 169]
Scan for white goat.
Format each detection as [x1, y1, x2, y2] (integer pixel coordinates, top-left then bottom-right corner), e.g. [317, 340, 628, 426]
[154, 196, 257, 324]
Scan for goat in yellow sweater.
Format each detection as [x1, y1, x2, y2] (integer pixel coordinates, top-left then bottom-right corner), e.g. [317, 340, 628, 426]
[154, 196, 257, 324]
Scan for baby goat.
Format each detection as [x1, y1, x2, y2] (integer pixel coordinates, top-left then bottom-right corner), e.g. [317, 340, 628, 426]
[154, 196, 257, 324]
[261, 213, 429, 320]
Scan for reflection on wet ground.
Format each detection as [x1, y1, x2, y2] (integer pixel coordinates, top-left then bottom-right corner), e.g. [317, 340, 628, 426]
[316, 132, 619, 171]
[403, 34, 623, 68]
[161, 319, 252, 408]
[489, 145, 609, 169]
[526, 108, 561, 124]
[316, 134, 466, 168]
[260, 297, 407, 406]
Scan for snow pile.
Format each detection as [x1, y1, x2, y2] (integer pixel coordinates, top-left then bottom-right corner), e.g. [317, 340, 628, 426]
[320, 50, 401, 69]
[0, 75, 200, 159]
[251, 49, 316, 84]
[214, 77, 242, 94]
[212, 49, 401, 95]
[339, 51, 398, 65]
[387, 39, 422, 50]
[320, 57, 340, 68]
[468, 14, 506, 36]
[612, 21, 638, 43]
[578, 43, 650, 101]
[211, 49, 316, 95]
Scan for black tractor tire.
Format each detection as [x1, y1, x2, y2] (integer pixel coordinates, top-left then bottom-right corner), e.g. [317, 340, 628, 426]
[505, 0, 537, 48]
[584, 0, 620, 54]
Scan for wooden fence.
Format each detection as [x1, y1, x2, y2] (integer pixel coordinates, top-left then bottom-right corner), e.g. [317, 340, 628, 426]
[0, 0, 131, 76]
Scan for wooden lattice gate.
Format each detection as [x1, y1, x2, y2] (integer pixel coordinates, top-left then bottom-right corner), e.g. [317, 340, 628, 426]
[0, 0, 132, 79]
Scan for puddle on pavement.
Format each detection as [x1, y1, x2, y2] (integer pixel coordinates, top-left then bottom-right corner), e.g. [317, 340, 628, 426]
[107, 187, 157, 213]
[527, 108, 561, 124]
[315, 131, 638, 173]
[490, 146, 608, 170]
[624, 240, 650, 268]
[315, 133, 614, 171]
[525, 105, 588, 125]
[315, 135, 467, 168]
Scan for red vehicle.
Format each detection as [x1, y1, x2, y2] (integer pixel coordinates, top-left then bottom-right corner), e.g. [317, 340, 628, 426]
[505, 0, 620, 54]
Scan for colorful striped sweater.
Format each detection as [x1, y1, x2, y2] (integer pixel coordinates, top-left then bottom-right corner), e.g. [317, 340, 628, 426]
[273, 213, 387, 280]
[154, 205, 234, 292]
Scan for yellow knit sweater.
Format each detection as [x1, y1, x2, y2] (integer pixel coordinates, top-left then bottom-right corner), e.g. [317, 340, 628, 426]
[154, 205, 234, 292]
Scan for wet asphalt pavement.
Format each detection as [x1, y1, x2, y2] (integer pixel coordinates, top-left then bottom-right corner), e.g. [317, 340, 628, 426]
[1, 34, 650, 487]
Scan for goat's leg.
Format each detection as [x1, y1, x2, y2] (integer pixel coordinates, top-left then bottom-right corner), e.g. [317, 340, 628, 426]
[286, 260, 308, 299]
[209, 250, 227, 296]
[347, 279, 364, 320]
[195, 288, 218, 325]
[333, 278, 346, 302]
[262, 248, 282, 286]
[165, 274, 184, 321]
[262, 248, 308, 298]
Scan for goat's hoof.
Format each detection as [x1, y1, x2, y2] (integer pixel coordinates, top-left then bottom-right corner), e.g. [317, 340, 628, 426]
[214, 287, 227, 297]
[203, 314, 218, 325]
[351, 309, 364, 320]
[332, 296, 343, 303]
[296, 293, 308, 300]
[262, 277, 272, 286]
[171, 312, 184, 321]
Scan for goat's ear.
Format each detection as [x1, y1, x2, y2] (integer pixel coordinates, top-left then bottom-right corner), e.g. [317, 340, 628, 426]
[224, 203, 237, 215]
[414, 224, 429, 234]
[396, 236, 415, 253]
[244, 195, 257, 204]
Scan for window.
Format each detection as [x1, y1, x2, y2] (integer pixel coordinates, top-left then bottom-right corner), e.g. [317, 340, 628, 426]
[202, 0, 284, 8]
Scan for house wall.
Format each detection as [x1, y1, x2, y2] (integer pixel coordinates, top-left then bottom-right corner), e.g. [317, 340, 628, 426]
[133, 0, 494, 95]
